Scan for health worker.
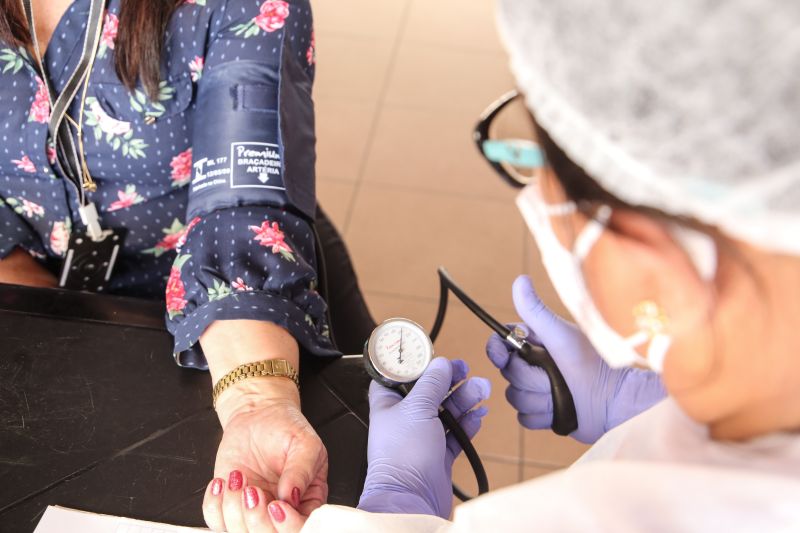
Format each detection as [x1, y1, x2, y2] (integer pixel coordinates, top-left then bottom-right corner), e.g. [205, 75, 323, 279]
[201, 0, 800, 531]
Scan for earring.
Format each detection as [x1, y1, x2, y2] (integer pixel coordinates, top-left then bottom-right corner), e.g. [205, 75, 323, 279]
[633, 300, 669, 338]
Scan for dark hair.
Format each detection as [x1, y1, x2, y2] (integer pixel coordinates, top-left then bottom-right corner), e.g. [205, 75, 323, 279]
[533, 121, 640, 214]
[0, 0, 181, 99]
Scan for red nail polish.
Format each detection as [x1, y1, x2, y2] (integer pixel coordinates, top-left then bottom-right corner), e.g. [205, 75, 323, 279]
[228, 470, 243, 491]
[211, 478, 223, 496]
[244, 487, 259, 510]
[291, 487, 301, 508]
[268, 502, 286, 523]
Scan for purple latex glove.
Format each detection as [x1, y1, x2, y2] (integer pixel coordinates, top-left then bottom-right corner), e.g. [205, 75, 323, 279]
[486, 275, 666, 444]
[357, 357, 490, 519]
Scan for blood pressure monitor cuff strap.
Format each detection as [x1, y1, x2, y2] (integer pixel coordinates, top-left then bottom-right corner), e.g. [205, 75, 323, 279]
[186, 46, 317, 222]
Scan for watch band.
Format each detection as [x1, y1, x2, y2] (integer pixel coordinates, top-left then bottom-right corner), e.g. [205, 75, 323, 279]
[212, 359, 300, 407]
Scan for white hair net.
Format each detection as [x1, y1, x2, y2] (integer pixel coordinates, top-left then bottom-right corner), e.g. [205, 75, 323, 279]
[496, 0, 800, 255]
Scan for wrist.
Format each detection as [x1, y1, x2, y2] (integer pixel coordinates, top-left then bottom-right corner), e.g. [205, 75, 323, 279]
[200, 319, 302, 427]
[215, 376, 300, 429]
[358, 489, 438, 517]
[201, 319, 300, 383]
[359, 463, 441, 517]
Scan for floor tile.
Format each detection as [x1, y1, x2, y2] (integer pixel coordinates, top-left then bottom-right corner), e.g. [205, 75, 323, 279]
[345, 183, 525, 309]
[317, 180, 356, 230]
[384, 44, 514, 112]
[361, 105, 517, 202]
[314, 97, 376, 181]
[313, 0, 410, 41]
[313, 34, 395, 104]
[522, 234, 572, 320]
[403, 0, 505, 53]
[365, 291, 523, 460]
[452, 457, 520, 512]
[522, 428, 590, 469]
[522, 463, 560, 482]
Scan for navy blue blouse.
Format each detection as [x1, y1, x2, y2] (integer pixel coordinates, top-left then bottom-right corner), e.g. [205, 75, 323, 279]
[0, 0, 339, 367]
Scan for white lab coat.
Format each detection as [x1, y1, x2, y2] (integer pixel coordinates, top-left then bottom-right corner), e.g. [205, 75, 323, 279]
[303, 400, 800, 532]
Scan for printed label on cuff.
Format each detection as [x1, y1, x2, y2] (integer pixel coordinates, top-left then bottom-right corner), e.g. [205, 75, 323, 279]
[229, 142, 284, 190]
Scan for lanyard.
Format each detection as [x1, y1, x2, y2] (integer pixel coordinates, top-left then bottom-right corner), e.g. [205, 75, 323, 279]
[22, 0, 106, 240]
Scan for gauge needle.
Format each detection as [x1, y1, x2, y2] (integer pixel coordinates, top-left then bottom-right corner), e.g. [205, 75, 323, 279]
[398, 329, 404, 364]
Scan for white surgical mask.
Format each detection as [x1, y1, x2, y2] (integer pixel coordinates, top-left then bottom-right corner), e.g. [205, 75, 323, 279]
[516, 183, 716, 372]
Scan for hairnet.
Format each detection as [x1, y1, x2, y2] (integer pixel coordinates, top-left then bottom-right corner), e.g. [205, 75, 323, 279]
[496, 0, 800, 255]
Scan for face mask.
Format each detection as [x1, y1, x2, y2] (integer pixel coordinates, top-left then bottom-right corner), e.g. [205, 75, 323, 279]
[515, 183, 716, 372]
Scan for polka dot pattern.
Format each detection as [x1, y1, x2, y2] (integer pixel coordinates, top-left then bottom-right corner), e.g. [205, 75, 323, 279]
[0, 0, 330, 367]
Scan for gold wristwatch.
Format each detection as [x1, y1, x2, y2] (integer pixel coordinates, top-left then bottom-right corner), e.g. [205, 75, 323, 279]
[212, 359, 300, 407]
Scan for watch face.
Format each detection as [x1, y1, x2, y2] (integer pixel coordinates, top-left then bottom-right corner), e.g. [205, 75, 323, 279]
[366, 318, 434, 386]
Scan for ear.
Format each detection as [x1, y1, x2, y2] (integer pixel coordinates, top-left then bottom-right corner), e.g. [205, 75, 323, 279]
[583, 208, 716, 375]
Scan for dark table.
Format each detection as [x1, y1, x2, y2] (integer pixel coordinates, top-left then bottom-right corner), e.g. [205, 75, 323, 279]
[0, 284, 370, 532]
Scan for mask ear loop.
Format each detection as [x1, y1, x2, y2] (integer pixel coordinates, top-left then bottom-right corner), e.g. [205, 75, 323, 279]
[569, 205, 672, 371]
[572, 205, 611, 261]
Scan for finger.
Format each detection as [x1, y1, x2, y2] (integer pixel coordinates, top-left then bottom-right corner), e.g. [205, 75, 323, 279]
[222, 470, 247, 533]
[276, 432, 327, 507]
[499, 351, 551, 391]
[443, 377, 491, 419]
[267, 500, 307, 533]
[518, 410, 553, 430]
[296, 467, 328, 516]
[450, 359, 469, 385]
[243, 485, 276, 533]
[445, 406, 488, 460]
[202, 477, 227, 532]
[368, 380, 404, 412]
[505, 385, 552, 415]
[511, 275, 571, 343]
[406, 357, 453, 407]
[486, 333, 512, 369]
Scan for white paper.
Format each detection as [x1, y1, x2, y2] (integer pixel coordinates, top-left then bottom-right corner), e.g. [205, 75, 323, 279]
[33, 505, 209, 533]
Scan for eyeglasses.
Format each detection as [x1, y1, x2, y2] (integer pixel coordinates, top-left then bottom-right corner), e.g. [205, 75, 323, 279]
[473, 89, 544, 189]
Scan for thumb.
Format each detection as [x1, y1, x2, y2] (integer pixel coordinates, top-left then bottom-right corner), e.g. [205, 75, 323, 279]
[368, 380, 404, 413]
[512, 275, 570, 343]
[406, 357, 453, 413]
[277, 431, 326, 507]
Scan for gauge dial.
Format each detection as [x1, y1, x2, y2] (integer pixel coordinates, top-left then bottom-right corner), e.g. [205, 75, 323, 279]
[366, 318, 434, 386]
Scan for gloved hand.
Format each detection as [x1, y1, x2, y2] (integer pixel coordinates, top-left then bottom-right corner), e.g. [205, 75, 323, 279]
[486, 275, 666, 444]
[357, 358, 490, 519]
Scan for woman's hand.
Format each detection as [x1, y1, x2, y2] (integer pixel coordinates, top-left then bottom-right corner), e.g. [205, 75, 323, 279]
[200, 320, 327, 531]
[202, 377, 327, 533]
[357, 358, 490, 519]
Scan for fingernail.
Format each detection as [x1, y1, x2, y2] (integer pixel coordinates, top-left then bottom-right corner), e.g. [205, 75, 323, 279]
[244, 486, 259, 510]
[228, 470, 243, 491]
[475, 377, 492, 398]
[291, 486, 301, 508]
[474, 405, 489, 418]
[211, 478, 223, 496]
[269, 502, 286, 523]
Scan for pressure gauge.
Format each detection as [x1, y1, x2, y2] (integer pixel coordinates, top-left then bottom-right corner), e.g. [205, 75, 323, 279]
[364, 318, 435, 388]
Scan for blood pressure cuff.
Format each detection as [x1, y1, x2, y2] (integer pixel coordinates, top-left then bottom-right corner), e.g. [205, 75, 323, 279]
[187, 43, 316, 221]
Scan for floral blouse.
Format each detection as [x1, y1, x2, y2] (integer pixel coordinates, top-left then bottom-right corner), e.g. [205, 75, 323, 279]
[0, 0, 339, 368]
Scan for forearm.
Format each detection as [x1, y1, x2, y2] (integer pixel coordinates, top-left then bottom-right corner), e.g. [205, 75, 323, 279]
[201, 319, 301, 427]
[0, 248, 57, 288]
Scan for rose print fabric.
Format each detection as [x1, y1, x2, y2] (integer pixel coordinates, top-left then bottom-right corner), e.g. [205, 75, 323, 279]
[0, 0, 337, 367]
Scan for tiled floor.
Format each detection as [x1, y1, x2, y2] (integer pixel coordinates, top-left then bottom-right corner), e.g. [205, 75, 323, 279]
[312, 0, 589, 496]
